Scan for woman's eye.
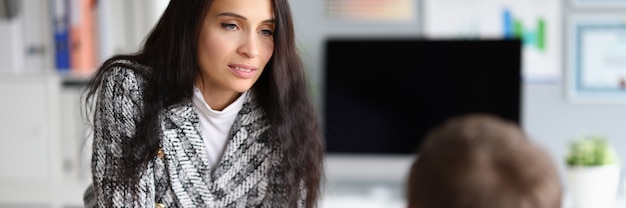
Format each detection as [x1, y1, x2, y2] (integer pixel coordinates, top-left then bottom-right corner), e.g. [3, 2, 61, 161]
[260, 29, 274, 36]
[221, 23, 238, 31]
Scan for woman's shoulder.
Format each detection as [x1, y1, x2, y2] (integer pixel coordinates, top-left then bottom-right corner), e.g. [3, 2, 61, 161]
[91, 59, 152, 99]
[100, 59, 150, 85]
[92, 59, 149, 107]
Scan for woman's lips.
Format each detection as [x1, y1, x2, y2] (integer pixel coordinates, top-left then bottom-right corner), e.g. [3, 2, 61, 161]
[228, 64, 257, 78]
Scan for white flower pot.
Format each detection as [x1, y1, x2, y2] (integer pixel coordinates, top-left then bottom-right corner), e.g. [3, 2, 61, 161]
[567, 164, 621, 208]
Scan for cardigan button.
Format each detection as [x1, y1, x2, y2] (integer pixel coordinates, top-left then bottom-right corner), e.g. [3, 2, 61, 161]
[157, 148, 165, 159]
[155, 202, 167, 208]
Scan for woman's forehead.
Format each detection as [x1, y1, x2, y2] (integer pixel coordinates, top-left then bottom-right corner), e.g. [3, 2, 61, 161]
[208, 0, 275, 20]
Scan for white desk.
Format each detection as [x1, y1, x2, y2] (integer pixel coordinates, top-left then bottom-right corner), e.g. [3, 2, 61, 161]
[320, 182, 626, 208]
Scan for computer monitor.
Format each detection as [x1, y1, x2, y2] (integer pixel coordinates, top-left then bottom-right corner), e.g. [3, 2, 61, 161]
[323, 37, 522, 155]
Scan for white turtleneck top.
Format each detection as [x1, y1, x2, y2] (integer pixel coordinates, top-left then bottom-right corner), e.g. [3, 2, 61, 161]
[191, 86, 247, 169]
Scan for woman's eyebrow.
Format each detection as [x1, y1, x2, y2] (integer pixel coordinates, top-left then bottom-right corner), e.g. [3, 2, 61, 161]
[218, 12, 246, 19]
[218, 12, 275, 24]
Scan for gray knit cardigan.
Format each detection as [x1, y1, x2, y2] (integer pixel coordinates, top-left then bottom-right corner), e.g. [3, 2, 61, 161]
[83, 61, 302, 207]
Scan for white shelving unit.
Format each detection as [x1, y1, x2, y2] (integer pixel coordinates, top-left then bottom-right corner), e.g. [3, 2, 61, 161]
[0, 1, 167, 207]
[58, 77, 93, 208]
[0, 72, 56, 207]
[0, 71, 92, 208]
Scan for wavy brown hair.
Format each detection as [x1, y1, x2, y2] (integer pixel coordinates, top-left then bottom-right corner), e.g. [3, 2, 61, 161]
[84, 0, 324, 207]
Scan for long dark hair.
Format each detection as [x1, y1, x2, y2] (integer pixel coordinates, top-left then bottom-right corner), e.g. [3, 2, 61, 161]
[84, 0, 324, 207]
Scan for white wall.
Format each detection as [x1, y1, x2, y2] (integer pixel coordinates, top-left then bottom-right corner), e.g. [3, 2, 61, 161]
[98, 0, 170, 63]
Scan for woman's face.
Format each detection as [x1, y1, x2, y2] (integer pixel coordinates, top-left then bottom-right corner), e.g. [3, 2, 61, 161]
[197, 0, 275, 94]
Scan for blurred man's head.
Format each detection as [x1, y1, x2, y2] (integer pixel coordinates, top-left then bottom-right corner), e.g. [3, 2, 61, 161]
[407, 114, 562, 208]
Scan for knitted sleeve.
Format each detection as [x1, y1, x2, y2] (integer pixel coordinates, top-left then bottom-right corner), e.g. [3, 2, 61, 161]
[89, 65, 156, 207]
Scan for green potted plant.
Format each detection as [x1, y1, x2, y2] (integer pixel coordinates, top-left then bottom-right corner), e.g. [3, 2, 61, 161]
[566, 135, 621, 208]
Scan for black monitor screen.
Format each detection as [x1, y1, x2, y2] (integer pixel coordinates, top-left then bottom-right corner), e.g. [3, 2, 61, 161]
[323, 38, 522, 155]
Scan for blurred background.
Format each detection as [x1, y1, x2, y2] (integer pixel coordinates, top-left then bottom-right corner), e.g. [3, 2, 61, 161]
[0, 0, 625, 207]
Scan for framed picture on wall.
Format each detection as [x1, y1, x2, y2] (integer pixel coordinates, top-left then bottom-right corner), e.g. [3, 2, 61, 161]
[422, 0, 562, 83]
[323, 0, 420, 36]
[325, 0, 416, 23]
[570, 0, 626, 8]
[566, 13, 626, 103]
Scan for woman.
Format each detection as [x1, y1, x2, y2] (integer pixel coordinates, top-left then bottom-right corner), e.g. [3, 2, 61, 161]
[82, 0, 324, 207]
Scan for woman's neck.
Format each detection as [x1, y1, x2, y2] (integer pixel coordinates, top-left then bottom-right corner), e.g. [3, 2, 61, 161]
[194, 82, 241, 111]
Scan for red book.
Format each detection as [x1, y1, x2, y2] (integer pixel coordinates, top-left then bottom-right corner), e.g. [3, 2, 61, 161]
[69, 0, 98, 76]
